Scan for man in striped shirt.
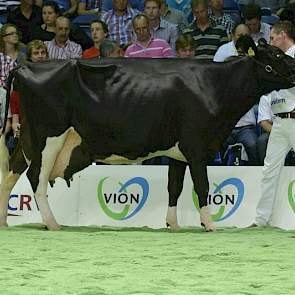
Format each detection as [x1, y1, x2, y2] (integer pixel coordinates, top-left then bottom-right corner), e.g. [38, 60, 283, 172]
[144, 0, 178, 51]
[125, 13, 174, 57]
[45, 16, 82, 59]
[183, 0, 228, 61]
[101, 0, 140, 46]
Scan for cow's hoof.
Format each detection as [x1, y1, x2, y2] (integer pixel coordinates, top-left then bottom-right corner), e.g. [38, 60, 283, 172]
[200, 206, 216, 232]
[166, 221, 181, 231]
[44, 223, 61, 231]
[201, 222, 216, 232]
[247, 223, 258, 228]
[0, 222, 8, 228]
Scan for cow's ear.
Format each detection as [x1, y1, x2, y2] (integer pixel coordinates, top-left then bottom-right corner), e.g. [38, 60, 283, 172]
[258, 38, 267, 47]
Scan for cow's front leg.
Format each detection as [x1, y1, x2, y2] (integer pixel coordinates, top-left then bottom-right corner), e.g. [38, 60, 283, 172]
[0, 172, 20, 227]
[166, 159, 186, 230]
[188, 160, 216, 232]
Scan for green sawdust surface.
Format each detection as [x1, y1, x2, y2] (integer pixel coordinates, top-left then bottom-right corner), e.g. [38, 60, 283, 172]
[0, 225, 295, 295]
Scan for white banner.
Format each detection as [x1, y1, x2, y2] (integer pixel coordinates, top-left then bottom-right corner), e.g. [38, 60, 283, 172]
[6, 166, 295, 229]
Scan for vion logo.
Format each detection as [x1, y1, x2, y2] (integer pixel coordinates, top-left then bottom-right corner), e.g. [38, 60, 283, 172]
[193, 178, 244, 221]
[97, 176, 149, 220]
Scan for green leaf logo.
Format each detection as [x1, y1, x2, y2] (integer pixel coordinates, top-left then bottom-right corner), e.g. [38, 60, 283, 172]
[288, 180, 295, 213]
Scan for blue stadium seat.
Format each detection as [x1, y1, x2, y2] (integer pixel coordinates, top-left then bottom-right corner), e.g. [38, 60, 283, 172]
[223, 0, 239, 11]
[72, 14, 100, 37]
[0, 14, 6, 24]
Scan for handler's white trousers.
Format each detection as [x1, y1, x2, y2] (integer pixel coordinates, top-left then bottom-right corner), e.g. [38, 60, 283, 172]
[256, 117, 295, 225]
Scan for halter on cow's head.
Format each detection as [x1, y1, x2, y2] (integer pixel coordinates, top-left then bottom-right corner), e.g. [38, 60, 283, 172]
[252, 38, 295, 93]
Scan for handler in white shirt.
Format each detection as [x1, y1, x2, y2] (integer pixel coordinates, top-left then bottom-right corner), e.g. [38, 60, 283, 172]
[254, 21, 295, 226]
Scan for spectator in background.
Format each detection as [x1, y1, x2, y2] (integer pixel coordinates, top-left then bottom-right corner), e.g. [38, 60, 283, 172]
[213, 23, 250, 62]
[7, 0, 42, 44]
[10, 39, 48, 139]
[183, 0, 228, 61]
[83, 20, 108, 58]
[102, 0, 144, 12]
[144, 0, 178, 51]
[78, 0, 102, 15]
[56, 0, 78, 18]
[0, 24, 26, 63]
[100, 39, 123, 57]
[125, 13, 174, 57]
[175, 34, 195, 57]
[243, 3, 271, 44]
[278, 7, 295, 25]
[164, 0, 192, 23]
[160, 0, 188, 32]
[102, 0, 139, 46]
[0, 53, 16, 87]
[0, 52, 16, 138]
[32, 1, 92, 50]
[208, 0, 235, 36]
[45, 16, 82, 59]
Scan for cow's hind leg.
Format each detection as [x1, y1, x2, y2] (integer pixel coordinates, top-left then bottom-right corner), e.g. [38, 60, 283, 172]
[166, 159, 186, 230]
[28, 132, 69, 231]
[0, 172, 20, 227]
[0, 141, 27, 227]
[189, 160, 216, 232]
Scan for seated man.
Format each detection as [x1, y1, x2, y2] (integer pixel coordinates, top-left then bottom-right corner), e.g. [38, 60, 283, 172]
[183, 0, 228, 61]
[83, 20, 108, 58]
[209, 0, 235, 36]
[125, 14, 174, 58]
[78, 0, 102, 15]
[101, 0, 139, 46]
[243, 3, 271, 44]
[160, 0, 188, 32]
[45, 16, 82, 59]
[144, 0, 178, 51]
[10, 40, 48, 151]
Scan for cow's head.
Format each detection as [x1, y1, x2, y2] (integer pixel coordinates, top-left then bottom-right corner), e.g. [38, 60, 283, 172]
[254, 39, 295, 93]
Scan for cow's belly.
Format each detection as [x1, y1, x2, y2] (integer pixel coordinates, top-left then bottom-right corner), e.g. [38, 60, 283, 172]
[43, 128, 187, 181]
[98, 143, 187, 164]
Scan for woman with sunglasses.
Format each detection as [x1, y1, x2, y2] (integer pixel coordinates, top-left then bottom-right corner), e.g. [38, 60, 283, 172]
[0, 23, 26, 64]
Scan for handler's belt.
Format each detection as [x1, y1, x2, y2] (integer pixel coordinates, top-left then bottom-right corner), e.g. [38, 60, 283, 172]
[276, 112, 295, 119]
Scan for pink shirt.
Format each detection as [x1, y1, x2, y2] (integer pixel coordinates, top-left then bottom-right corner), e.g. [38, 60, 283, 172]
[124, 37, 175, 58]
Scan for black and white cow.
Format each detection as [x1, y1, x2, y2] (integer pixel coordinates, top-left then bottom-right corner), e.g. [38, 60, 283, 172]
[0, 41, 294, 231]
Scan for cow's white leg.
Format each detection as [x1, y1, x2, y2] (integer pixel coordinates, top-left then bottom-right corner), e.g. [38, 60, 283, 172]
[166, 206, 180, 230]
[200, 206, 216, 232]
[0, 172, 20, 227]
[35, 131, 69, 231]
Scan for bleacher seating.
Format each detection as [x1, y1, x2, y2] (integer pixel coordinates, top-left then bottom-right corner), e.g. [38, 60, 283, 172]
[72, 14, 100, 37]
